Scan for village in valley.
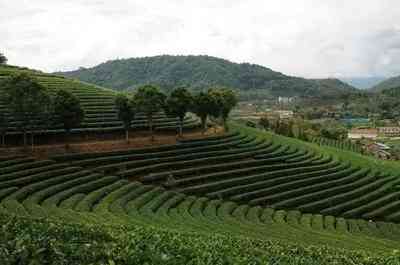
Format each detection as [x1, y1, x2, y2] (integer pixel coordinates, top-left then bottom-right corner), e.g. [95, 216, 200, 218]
[233, 96, 400, 160]
[348, 127, 400, 160]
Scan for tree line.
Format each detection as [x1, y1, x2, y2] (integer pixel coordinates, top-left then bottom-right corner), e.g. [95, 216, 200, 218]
[115, 84, 237, 142]
[258, 115, 348, 141]
[0, 73, 237, 148]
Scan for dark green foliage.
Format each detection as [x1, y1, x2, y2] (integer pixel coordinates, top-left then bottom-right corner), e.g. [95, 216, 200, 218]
[2, 73, 51, 147]
[0, 65, 199, 139]
[192, 92, 214, 134]
[320, 127, 347, 140]
[115, 93, 136, 142]
[53, 89, 85, 141]
[207, 87, 238, 131]
[2, 213, 398, 265]
[165, 87, 193, 137]
[57, 55, 357, 99]
[0, 52, 6, 65]
[133, 85, 166, 140]
[0, 110, 9, 146]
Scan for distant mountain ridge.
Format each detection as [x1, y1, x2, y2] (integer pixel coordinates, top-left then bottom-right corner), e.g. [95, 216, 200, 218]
[57, 55, 358, 99]
[339, 77, 386, 89]
[370, 75, 400, 92]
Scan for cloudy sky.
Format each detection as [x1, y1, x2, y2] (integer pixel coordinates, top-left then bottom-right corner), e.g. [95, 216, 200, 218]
[1, 0, 400, 78]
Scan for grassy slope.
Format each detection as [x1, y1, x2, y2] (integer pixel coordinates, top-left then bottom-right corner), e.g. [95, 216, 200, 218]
[232, 122, 400, 176]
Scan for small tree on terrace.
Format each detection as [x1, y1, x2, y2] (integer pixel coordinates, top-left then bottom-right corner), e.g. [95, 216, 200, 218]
[133, 85, 166, 141]
[206, 89, 223, 128]
[259, 116, 270, 131]
[115, 93, 136, 142]
[53, 89, 85, 147]
[165, 87, 193, 138]
[0, 52, 7, 65]
[0, 111, 9, 147]
[207, 87, 238, 132]
[192, 92, 215, 134]
[218, 88, 237, 131]
[3, 73, 51, 149]
[0, 90, 9, 147]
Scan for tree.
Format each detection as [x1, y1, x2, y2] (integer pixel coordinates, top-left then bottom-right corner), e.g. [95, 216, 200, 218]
[115, 93, 136, 142]
[192, 92, 214, 134]
[0, 90, 9, 147]
[53, 89, 84, 147]
[0, 52, 7, 65]
[165, 87, 193, 138]
[259, 116, 270, 130]
[3, 73, 51, 149]
[206, 87, 237, 131]
[0, 111, 9, 147]
[218, 88, 238, 131]
[206, 89, 223, 131]
[133, 85, 166, 141]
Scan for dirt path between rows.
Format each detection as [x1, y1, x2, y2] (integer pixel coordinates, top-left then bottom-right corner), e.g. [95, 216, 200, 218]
[0, 127, 224, 160]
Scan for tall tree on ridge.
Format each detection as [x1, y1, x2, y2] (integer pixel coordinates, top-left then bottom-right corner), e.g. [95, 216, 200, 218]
[207, 87, 237, 132]
[134, 85, 166, 141]
[0, 111, 9, 147]
[0, 89, 9, 147]
[192, 91, 215, 134]
[219, 88, 238, 131]
[165, 87, 193, 138]
[0, 52, 7, 65]
[53, 89, 85, 148]
[3, 73, 51, 149]
[115, 93, 136, 143]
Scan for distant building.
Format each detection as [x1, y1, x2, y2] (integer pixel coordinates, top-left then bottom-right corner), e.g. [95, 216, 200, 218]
[348, 128, 378, 140]
[278, 97, 295, 104]
[366, 142, 391, 160]
[378, 127, 400, 137]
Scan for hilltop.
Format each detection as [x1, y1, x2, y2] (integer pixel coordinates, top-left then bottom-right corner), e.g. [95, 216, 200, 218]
[57, 55, 358, 99]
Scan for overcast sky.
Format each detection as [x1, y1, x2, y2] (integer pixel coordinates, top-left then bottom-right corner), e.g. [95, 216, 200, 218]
[1, 0, 400, 78]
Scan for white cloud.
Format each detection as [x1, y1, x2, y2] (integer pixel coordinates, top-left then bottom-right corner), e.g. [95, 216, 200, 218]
[1, 0, 400, 78]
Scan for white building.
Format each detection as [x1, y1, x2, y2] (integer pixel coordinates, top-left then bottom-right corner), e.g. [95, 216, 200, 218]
[278, 97, 294, 104]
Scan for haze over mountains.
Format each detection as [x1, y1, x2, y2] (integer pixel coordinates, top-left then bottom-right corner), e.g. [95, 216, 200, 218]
[58, 55, 358, 99]
[369, 76, 400, 92]
[340, 77, 386, 90]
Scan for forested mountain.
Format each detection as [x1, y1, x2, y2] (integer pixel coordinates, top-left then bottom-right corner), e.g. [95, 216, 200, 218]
[379, 85, 400, 97]
[370, 75, 400, 92]
[339, 77, 385, 89]
[58, 55, 357, 99]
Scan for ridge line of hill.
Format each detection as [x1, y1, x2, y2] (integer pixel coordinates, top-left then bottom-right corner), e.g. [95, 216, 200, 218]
[56, 55, 359, 99]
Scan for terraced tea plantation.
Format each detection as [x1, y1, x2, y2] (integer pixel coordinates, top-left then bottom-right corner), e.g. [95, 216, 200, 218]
[0, 65, 199, 135]
[1, 123, 400, 263]
[46, 130, 400, 223]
